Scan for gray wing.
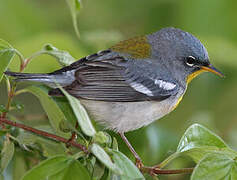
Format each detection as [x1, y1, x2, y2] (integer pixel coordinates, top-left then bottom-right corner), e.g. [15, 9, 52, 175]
[49, 51, 179, 102]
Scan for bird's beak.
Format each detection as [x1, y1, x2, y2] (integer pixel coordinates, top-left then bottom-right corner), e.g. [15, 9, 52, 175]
[201, 64, 225, 77]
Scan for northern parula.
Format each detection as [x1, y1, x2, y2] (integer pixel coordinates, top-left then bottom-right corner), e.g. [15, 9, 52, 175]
[5, 27, 224, 168]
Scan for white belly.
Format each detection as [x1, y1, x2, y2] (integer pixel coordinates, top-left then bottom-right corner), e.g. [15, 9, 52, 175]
[80, 91, 183, 133]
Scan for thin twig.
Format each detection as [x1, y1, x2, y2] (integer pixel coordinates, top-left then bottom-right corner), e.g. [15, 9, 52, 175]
[152, 167, 194, 175]
[0, 117, 89, 154]
[141, 166, 194, 175]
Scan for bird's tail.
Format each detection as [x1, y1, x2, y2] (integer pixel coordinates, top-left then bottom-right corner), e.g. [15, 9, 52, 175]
[4, 71, 73, 88]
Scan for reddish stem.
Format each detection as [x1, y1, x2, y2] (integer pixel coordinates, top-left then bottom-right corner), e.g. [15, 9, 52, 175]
[141, 166, 194, 175]
[152, 168, 193, 175]
[0, 117, 89, 154]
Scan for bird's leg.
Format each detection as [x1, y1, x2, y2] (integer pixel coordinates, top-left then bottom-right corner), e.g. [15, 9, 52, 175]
[119, 133, 192, 177]
[119, 133, 144, 169]
[119, 133, 162, 176]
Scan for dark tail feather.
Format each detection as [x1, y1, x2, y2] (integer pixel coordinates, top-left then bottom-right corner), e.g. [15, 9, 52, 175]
[4, 71, 51, 81]
[4, 71, 60, 88]
[5, 71, 75, 89]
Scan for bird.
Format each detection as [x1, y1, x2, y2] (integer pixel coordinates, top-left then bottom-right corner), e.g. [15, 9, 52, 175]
[5, 27, 224, 169]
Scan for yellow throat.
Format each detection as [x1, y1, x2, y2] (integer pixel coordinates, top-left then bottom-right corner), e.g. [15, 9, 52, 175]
[186, 69, 206, 84]
[172, 69, 206, 111]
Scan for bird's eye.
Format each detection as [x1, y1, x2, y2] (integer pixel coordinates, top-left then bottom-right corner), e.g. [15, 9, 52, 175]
[186, 56, 196, 67]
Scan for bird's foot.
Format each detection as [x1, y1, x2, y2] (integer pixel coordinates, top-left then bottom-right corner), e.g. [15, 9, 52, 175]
[135, 161, 161, 176]
[135, 158, 144, 169]
[140, 165, 161, 176]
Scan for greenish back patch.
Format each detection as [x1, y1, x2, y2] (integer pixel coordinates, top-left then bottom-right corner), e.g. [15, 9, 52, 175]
[111, 36, 151, 59]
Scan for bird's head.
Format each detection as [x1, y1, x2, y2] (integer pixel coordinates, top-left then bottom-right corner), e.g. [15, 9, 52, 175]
[147, 27, 224, 84]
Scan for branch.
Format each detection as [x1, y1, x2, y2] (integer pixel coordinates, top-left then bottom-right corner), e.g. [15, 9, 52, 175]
[0, 117, 89, 154]
[152, 167, 194, 175]
[141, 166, 193, 175]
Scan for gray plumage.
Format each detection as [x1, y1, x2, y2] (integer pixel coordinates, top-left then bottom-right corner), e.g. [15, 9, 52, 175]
[5, 27, 213, 132]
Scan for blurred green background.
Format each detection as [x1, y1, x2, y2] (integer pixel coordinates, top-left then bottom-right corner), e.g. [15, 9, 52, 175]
[0, 0, 237, 179]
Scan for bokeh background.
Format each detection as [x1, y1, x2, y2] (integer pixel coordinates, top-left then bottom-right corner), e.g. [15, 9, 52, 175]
[0, 0, 237, 179]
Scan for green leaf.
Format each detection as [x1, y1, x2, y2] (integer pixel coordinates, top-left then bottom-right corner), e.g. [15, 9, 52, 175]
[37, 137, 67, 157]
[13, 151, 28, 180]
[24, 85, 70, 137]
[177, 124, 235, 162]
[47, 159, 91, 180]
[112, 137, 118, 151]
[17, 130, 67, 157]
[59, 87, 96, 137]
[22, 155, 90, 180]
[191, 153, 237, 180]
[92, 161, 105, 180]
[17, 131, 38, 146]
[91, 144, 121, 175]
[0, 39, 15, 82]
[52, 96, 77, 130]
[59, 120, 71, 133]
[177, 124, 228, 152]
[110, 150, 144, 180]
[93, 131, 110, 145]
[1, 139, 14, 173]
[66, 0, 81, 38]
[41, 44, 75, 66]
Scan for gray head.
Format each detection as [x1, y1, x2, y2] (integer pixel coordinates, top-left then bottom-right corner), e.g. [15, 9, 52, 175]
[147, 27, 223, 84]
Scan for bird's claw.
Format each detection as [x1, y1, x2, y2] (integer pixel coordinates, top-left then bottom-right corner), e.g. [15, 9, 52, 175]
[135, 161, 161, 176]
[135, 158, 144, 169]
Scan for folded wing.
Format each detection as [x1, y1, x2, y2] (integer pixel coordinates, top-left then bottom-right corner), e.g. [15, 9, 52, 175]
[49, 54, 179, 102]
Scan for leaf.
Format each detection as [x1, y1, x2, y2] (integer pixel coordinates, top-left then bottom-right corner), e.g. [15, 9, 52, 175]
[48, 159, 91, 180]
[112, 137, 118, 151]
[91, 144, 121, 175]
[13, 151, 28, 180]
[59, 87, 96, 137]
[191, 153, 237, 180]
[52, 96, 77, 129]
[92, 161, 105, 180]
[42, 44, 75, 66]
[22, 155, 90, 180]
[110, 150, 144, 180]
[177, 124, 228, 152]
[93, 131, 110, 145]
[1, 139, 14, 173]
[37, 137, 67, 157]
[24, 85, 70, 137]
[0, 39, 15, 82]
[17, 131, 67, 157]
[66, 0, 81, 38]
[17, 131, 38, 146]
[177, 124, 235, 162]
